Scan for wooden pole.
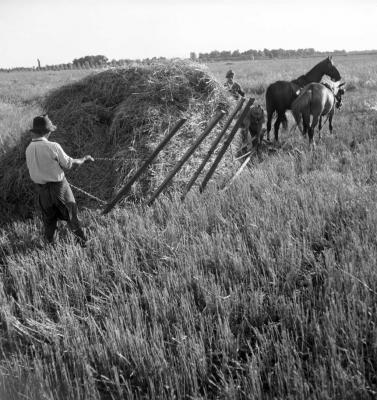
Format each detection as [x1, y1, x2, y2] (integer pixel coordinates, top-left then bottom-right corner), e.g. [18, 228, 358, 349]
[146, 110, 225, 206]
[199, 97, 255, 193]
[180, 97, 245, 202]
[102, 118, 186, 214]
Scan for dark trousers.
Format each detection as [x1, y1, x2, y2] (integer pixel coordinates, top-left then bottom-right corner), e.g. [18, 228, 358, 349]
[36, 178, 86, 244]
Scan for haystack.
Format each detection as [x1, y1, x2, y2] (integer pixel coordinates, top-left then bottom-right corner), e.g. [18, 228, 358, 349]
[0, 60, 243, 221]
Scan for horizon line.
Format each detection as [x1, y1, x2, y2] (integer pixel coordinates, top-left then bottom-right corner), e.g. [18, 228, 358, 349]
[1, 48, 377, 70]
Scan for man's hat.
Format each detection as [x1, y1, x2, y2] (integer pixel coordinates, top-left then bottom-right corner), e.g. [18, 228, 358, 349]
[226, 69, 235, 78]
[30, 114, 57, 135]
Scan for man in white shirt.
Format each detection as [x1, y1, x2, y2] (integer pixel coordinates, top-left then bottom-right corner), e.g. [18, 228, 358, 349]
[25, 115, 94, 246]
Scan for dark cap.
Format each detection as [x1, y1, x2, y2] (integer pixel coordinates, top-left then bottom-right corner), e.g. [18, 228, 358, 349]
[30, 114, 57, 135]
[226, 69, 235, 78]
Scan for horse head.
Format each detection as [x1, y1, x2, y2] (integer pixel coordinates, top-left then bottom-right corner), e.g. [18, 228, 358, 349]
[327, 64, 341, 82]
[318, 56, 341, 82]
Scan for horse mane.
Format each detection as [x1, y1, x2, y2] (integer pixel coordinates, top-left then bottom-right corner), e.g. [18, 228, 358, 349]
[291, 75, 308, 87]
[305, 57, 330, 75]
[293, 57, 333, 85]
[322, 81, 335, 92]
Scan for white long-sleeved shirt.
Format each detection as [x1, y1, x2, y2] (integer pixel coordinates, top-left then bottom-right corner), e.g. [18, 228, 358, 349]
[25, 137, 73, 184]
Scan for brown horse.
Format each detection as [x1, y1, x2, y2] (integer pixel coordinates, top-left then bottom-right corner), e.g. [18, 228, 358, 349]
[265, 56, 341, 143]
[290, 81, 346, 145]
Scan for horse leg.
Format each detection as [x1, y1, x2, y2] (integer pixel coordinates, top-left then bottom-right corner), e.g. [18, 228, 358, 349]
[252, 126, 261, 153]
[273, 118, 280, 143]
[265, 87, 276, 143]
[302, 112, 310, 137]
[318, 116, 323, 140]
[310, 114, 320, 144]
[328, 110, 334, 134]
[308, 126, 315, 149]
[318, 116, 323, 139]
[274, 112, 285, 143]
[266, 109, 273, 142]
[237, 126, 250, 157]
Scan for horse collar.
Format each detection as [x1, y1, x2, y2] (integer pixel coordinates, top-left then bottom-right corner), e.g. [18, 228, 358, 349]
[323, 82, 334, 92]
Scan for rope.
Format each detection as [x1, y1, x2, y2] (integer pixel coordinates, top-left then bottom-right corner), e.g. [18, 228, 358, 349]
[70, 183, 107, 205]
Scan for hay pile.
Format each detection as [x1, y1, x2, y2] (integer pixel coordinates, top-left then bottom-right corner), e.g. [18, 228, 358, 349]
[0, 60, 245, 220]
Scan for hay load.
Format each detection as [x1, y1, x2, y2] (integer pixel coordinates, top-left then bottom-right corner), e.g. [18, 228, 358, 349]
[0, 60, 240, 221]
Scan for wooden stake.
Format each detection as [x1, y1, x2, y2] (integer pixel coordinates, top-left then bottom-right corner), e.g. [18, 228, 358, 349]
[199, 97, 255, 193]
[180, 98, 245, 201]
[146, 110, 225, 206]
[102, 118, 186, 214]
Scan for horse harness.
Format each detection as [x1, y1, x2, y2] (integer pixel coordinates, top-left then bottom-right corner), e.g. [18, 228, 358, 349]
[322, 82, 345, 109]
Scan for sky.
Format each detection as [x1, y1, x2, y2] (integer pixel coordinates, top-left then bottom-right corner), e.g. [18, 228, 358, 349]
[0, 0, 376, 68]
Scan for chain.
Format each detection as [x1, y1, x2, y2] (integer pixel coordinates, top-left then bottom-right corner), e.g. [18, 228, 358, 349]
[70, 183, 107, 205]
[94, 157, 119, 161]
[70, 155, 174, 205]
[93, 157, 173, 166]
[94, 157, 160, 162]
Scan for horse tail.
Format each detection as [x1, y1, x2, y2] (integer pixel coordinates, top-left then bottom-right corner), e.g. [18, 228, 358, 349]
[291, 90, 312, 134]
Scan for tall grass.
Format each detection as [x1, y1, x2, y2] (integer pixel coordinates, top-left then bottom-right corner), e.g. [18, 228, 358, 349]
[1, 55, 377, 399]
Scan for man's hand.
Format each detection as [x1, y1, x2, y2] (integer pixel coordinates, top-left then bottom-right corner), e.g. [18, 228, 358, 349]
[72, 155, 95, 167]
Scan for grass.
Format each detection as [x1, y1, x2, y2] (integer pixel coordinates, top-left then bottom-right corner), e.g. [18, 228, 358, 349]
[1, 54, 377, 399]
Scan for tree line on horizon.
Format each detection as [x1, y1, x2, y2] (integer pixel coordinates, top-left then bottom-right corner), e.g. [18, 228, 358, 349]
[192, 48, 351, 61]
[0, 55, 167, 73]
[1, 48, 375, 72]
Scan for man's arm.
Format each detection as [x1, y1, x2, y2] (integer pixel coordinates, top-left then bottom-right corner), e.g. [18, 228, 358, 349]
[54, 143, 94, 169]
[234, 82, 245, 97]
[71, 155, 95, 166]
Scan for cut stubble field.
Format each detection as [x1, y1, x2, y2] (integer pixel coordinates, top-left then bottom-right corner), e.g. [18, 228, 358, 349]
[1, 54, 377, 399]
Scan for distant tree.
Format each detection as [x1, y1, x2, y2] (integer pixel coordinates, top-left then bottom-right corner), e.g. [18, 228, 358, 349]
[220, 50, 231, 58]
[209, 50, 220, 59]
[263, 48, 273, 58]
[190, 52, 197, 61]
[72, 55, 108, 68]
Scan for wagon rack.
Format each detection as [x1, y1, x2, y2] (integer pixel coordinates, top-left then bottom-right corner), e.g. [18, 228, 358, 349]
[71, 97, 255, 214]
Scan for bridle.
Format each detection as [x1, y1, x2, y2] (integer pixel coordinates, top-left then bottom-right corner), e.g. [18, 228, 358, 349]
[323, 82, 345, 109]
[335, 88, 345, 109]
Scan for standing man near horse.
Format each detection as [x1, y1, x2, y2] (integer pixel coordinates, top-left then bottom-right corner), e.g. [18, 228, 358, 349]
[25, 114, 94, 246]
[224, 69, 245, 99]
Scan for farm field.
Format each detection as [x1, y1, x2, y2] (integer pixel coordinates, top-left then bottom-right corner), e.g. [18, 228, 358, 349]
[1, 54, 377, 399]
